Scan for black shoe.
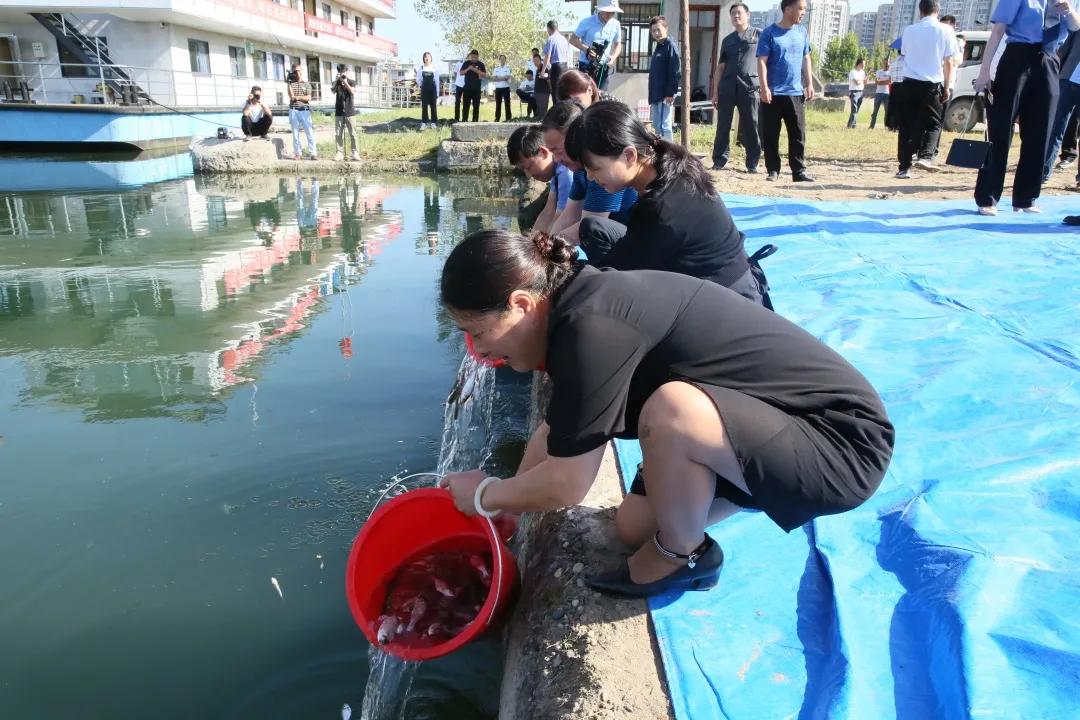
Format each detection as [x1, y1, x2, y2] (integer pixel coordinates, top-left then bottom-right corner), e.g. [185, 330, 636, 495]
[586, 535, 724, 598]
[1064, 215, 1080, 226]
[766, 171, 779, 182]
[793, 173, 815, 183]
[711, 161, 727, 171]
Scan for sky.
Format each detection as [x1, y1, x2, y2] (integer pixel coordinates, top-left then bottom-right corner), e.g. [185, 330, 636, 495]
[379, 0, 592, 68]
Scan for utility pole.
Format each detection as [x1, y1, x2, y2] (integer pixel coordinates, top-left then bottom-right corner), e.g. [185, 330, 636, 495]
[679, 0, 691, 147]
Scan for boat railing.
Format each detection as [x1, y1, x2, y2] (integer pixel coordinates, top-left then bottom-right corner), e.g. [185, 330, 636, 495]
[0, 61, 414, 110]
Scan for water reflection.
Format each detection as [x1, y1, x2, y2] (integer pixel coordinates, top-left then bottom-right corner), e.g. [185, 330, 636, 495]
[0, 175, 405, 421]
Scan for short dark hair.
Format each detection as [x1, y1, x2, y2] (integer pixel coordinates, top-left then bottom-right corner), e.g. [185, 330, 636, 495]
[547, 20, 558, 31]
[525, 69, 534, 77]
[649, 15, 667, 28]
[507, 125, 546, 164]
[250, 85, 262, 93]
[541, 100, 584, 135]
[918, 0, 939, 15]
[780, 0, 800, 11]
[855, 57, 864, 65]
[469, 49, 479, 56]
[337, 63, 346, 73]
[729, 2, 749, 13]
[941, 14, 956, 25]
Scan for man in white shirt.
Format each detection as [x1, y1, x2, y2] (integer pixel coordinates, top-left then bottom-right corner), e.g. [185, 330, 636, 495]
[870, 58, 891, 129]
[895, 0, 959, 178]
[491, 54, 514, 122]
[454, 60, 466, 122]
[847, 57, 866, 128]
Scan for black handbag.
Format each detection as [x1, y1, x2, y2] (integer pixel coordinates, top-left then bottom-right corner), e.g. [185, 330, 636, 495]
[945, 94, 991, 169]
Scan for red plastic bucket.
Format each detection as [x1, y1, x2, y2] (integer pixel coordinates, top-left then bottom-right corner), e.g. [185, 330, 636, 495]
[346, 488, 519, 661]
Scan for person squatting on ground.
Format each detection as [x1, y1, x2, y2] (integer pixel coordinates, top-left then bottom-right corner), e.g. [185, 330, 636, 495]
[564, 100, 772, 307]
[439, 231, 894, 598]
[975, 0, 1079, 214]
[570, 2, 623, 91]
[417, 52, 440, 129]
[647, 15, 680, 142]
[459, 50, 487, 123]
[507, 125, 574, 233]
[1043, 21, 1080, 185]
[331, 64, 359, 161]
[895, 1, 958, 179]
[541, 100, 638, 247]
[757, 0, 815, 183]
[847, 58, 866, 128]
[711, 3, 761, 173]
[241, 85, 273, 139]
[869, 58, 891, 129]
[492, 55, 514, 122]
[517, 70, 537, 117]
[543, 20, 572, 99]
[287, 64, 316, 160]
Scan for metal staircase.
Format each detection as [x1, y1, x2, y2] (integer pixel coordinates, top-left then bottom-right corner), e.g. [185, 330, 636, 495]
[30, 12, 147, 103]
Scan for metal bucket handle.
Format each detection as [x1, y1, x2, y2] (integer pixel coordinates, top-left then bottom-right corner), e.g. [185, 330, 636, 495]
[365, 471, 505, 628]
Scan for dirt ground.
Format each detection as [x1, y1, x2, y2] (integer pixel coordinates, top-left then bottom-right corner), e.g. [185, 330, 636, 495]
[705, 157, 1080, 203]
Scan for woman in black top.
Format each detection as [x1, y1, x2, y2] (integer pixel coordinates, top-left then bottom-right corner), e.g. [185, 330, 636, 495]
[565, 100, 773, 307]
[440, 230, 894, 598]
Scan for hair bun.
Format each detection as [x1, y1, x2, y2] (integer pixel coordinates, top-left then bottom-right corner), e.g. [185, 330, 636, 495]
[533, 232, 579, 266]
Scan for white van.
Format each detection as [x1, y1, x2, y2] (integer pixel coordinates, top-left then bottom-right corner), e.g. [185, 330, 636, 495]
[944, 30, 1004, 132]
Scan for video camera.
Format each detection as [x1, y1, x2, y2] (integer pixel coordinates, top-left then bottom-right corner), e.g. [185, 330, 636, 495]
[586, 40, 611, 86]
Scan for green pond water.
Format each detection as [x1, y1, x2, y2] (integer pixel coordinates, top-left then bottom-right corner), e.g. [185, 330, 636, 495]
[0, 170, 529, 719]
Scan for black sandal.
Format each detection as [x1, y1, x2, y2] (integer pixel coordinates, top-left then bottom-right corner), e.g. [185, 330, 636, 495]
[586, 533, 724, 598]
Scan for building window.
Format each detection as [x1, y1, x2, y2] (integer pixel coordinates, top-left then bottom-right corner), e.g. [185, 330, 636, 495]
[272, 53, 286, 80]
[252, 50, 267, 79]
[188, 39, 211, 74]
[59, 35, 108, 78]
[323, 60, 333, 84]
[616, 3, 661, 74]
[321, 3, 331, 20]
[340, 10, 348, 25]
[229, 46, 247, 78]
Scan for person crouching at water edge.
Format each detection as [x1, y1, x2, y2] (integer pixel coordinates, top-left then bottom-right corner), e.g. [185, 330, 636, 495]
[438, 230, 895, 598]
[564, 100, 774, 308]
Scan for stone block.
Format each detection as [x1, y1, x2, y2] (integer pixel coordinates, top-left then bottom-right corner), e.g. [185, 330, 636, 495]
[189, 136, 285, 173]
[436, 140, 513, 173]
[450, 121, 535, 143]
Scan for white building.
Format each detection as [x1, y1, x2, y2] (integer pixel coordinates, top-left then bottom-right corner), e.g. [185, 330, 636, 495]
[0, 0, 398, 108]
[807, 0, 848, 55]
[848, 10, 876, 48]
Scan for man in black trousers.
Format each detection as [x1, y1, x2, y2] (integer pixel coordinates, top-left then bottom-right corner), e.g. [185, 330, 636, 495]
[712, 2, 761, 172]
[895, 0, 957, 179]
[458, 49, 486, 123]
[756, 0, 815, 183]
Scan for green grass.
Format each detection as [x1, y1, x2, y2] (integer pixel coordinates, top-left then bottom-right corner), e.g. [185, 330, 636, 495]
[313, 100, 975, 165]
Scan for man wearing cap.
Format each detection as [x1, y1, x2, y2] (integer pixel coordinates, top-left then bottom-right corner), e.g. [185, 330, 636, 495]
[570, 2, 623, 90]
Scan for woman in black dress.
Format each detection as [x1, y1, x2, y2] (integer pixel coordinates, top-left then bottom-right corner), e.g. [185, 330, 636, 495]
[440, 230, 894, 597]
[567, 100, 773, 307]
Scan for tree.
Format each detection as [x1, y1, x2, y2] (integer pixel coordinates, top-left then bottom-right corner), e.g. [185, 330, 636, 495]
[819, 32, 862, 82]
[865, 41, 893, 73]
[415, 0, 566, 70]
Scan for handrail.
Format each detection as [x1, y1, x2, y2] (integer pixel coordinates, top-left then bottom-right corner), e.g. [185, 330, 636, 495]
[0, 60, 416, 109]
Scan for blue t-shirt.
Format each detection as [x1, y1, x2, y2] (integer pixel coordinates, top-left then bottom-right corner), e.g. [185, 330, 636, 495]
[756, 23, 811, 96]
[550, 162, 573, 211]
[544, 32, 572, 64]
[992, 0, 1070, 51]
[574, 15, 621, 65]
[569, 169, 638, 221]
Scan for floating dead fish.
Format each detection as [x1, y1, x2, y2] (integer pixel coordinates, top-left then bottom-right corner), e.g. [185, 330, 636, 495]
[270, 577, 283, 600]
[342, 703, 352, 720]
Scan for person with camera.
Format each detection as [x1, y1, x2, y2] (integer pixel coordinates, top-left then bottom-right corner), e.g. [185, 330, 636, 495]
[241, 85, 273, 140]
[570, 2, 622, 90]
[331, 64, 359, 161]
[287, 64, 317, 160]
[458, 49, 487, 122]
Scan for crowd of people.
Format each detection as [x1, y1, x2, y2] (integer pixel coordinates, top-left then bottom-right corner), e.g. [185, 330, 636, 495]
[434, 35, 894, 596]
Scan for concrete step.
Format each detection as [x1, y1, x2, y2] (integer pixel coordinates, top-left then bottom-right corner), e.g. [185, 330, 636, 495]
[451, 121, 535, 142]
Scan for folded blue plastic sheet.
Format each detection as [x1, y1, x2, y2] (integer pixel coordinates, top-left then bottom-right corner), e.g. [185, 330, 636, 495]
[613, 196, 1080, 720]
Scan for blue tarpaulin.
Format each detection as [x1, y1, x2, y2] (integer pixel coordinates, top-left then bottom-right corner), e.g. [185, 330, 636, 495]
[613, 196, 1080, 720]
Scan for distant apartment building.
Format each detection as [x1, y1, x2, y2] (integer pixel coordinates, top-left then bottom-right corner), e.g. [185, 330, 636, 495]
[849, 11, 877, 48]
[807, 0, 849, 54]
[0, 0, 398, 107]
[873, 2, 896, 45]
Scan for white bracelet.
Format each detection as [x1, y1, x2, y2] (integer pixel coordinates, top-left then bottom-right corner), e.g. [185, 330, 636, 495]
[474, 476, 502, 518]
